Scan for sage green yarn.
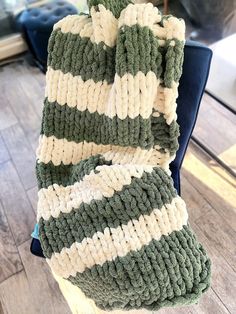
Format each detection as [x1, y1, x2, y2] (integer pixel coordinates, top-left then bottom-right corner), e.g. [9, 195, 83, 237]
[41, 98, 154, 149]
[152, 115, 179, 154]
[68, 226, 211, 311]
[39, 166, 177, 258]
[48, 26, 183, 84]
[41, 99, 178, 151]
[48, 30, 116, 83]
[116, 24, 162, 78]
[163, 40, 185, 88]
[36, 154, 111, 189]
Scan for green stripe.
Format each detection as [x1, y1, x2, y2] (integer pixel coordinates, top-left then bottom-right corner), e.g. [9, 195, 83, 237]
[39, 167, 177, 258]
[162, 40, 185, 88]
[115, 24, 162, 78]
[41, 99, 179, 151]
[41, 98, 154, 149]
[36, 154, 112, 189]
[68, 226, 211, 311]
[151, 115, 179, 155]
[48, 26, 183, 85]
[48, 29, 116, 84]
[88, 0, 132, 18]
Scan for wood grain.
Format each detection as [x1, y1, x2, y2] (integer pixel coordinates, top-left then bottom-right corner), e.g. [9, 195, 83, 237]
[193, 93, 236, 173]
[0, 100, 17, 131]
[0, 161, 35, 245]
[0, 202, 23, 283]
[1, 124, 36, 190]
[1, 64, 41, 151]
[182, 142, 236, 231]
[0, 270, 35, 314]
[0, 135, 10, 164]
[195, 209, 236, 272]
[187, 289, 230, 314]
[191, 222, 236, 314]
[16, 62, 44, 118]
[18, 240, 71, 314]
[27, 186, 38, 214]
[181, 174, 212, 222]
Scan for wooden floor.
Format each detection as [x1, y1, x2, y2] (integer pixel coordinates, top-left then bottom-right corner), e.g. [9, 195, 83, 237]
[0, 60, 235, 314]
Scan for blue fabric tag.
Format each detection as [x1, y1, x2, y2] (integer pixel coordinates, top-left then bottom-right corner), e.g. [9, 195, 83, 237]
[31, 223, 39, 239]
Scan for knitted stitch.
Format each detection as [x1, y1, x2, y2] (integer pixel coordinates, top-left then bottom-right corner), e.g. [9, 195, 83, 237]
[36, 1, 211, 311]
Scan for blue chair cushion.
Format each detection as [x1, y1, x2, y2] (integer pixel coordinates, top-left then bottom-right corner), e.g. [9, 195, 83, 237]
[19, 1, 77, 31]
[30, 40, 212, 258]
[17, 1, 77, 66]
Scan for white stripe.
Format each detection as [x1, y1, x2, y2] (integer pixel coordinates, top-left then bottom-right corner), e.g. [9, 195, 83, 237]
[52, 5, 184, 50]
[119, 3, 185, 41]
[47, 196, 188, 278]
[36, 135, 171, 168]
[53, 7, 118, 48]
[46, 68, 159, 120]
[119, 3, 162, 29]
[107, 72, 159, 119]
[37, 164, 154, 221]
[46, 67, 112, 114]
[153, 82, 179, 125]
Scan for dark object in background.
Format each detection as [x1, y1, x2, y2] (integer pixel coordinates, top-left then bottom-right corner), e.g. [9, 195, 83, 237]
[30, 40, 212, 258]
[0, 0, 18, 38]
[17, 1, 77, 72]
[179, 0, 236, 40]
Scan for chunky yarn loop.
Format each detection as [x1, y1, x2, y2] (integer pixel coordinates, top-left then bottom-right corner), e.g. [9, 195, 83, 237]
[36, 0, 211, 311]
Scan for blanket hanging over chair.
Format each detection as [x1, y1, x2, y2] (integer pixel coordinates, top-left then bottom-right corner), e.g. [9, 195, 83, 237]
[36, 0, 211, 311]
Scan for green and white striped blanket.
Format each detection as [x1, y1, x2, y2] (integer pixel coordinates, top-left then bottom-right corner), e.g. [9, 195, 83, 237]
[36, 0, 211, 311]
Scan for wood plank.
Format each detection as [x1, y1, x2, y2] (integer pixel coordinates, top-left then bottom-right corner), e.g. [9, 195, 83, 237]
[27, 186, 38, 214]
[157, 289, 230, 314]
[195, 209, 236, 272]
[0, 99, 17, 131]
[0, 270, 36, 314]
[0, 202, 23, 283]
[187, 289, 230, 314]
[17, 60, 45, 88]
[1, 65, 41, 152]
[0, 135, 10, 164]
[16, 62, 44, 118]
[0, 161, 35, 245]
[204, 94, 235, 125]
[191, 222, 236, 314]
[182, 142, 236, 231]
[18, 240, 71, 314]
[1, 124, 36, 190]
[193, 94, 236, 172]
[0, 299, 4, 314]
[181, 174, 212, 222]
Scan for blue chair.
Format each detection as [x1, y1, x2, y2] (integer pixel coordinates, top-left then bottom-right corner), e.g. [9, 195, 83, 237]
[30, 40, 212, 257]
[170, 41, 212, 194]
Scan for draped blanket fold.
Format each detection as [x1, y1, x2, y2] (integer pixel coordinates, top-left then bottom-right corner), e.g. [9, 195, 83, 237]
[36, 0, 211, 311]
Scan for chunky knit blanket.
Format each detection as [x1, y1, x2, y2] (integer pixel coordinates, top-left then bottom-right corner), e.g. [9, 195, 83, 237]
[36, 0, 211, 311]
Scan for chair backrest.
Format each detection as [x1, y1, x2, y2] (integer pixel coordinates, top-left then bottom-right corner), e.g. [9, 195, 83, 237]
[170, 41, 212, 194]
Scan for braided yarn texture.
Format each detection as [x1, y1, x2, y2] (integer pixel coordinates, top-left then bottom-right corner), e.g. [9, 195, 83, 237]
[36, 0, 211, 311]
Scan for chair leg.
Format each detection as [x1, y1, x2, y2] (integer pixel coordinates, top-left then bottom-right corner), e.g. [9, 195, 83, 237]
[164, 0, 168, 15]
